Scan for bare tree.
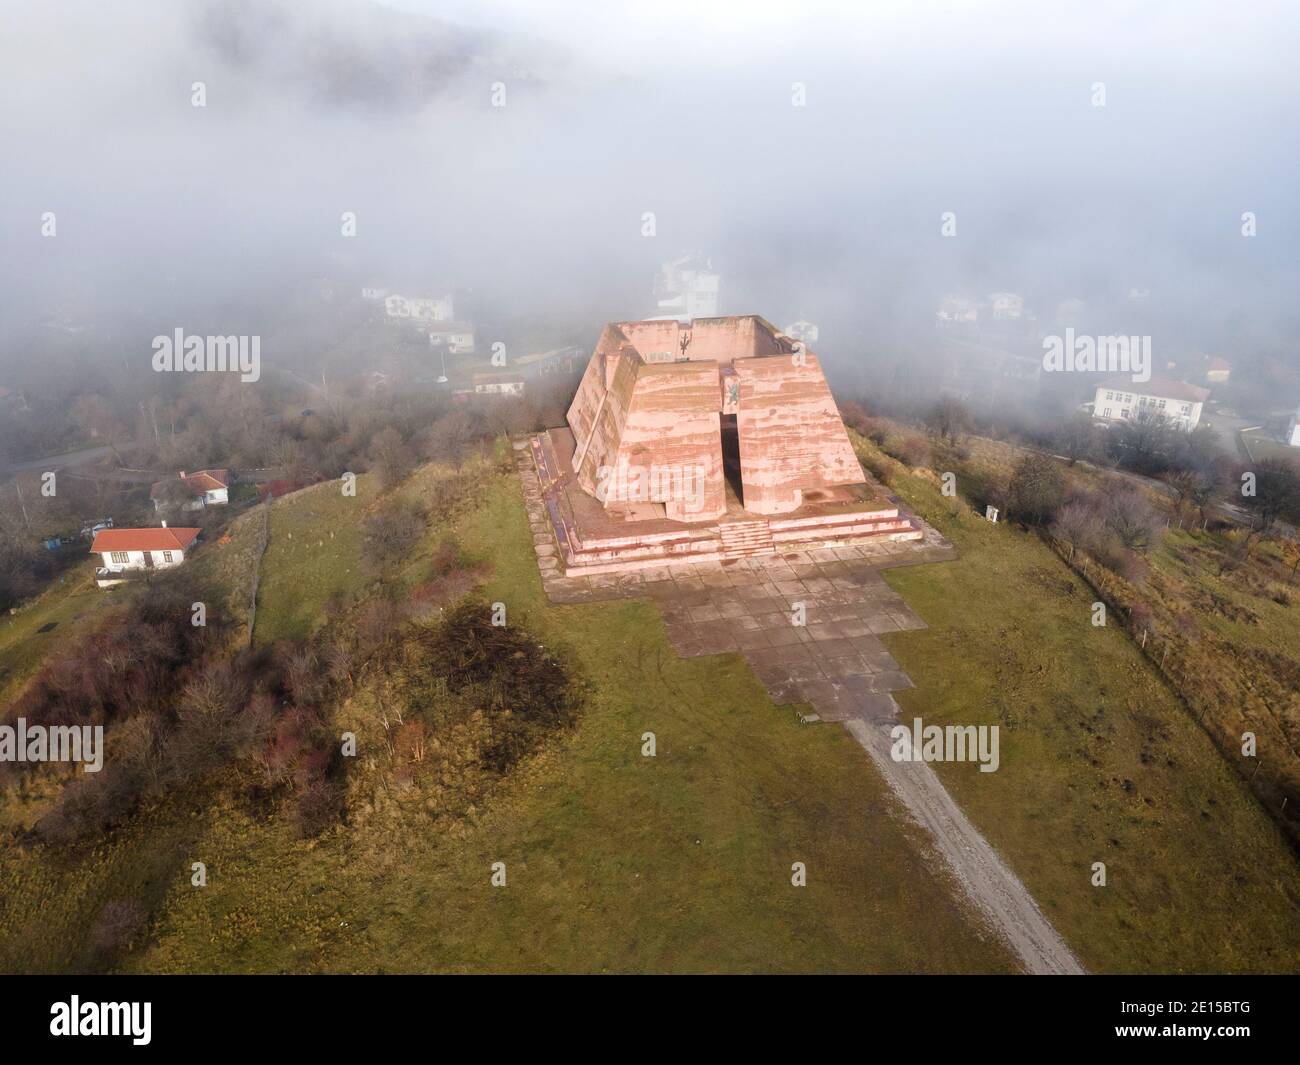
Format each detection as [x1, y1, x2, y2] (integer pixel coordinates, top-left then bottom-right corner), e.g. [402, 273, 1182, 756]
[925, 397, 970, 445]
[369, 426, 415, 490]
[363, 497, 427, 570]
[1104, 483, 1164, 553]
[1163, 468, 1215, 529]
[1051, 497, 1104, 559]
[1055, 413, 1102, 466]
[1240, 459, 1300, 539]
[1111, 407, 1174, 474]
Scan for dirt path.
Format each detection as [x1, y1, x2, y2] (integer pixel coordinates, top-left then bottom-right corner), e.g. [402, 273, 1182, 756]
[845, 711, 1086, 975]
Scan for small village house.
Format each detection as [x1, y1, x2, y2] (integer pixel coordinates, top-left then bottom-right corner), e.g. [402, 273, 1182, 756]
[986, 292, 1025, 320]
[384, 292, 454, 321]
[472, 372, 525, 396]
[427, 321, 477, 354]
[90, 525, 200, 587]
[151, 469, 230, 512]
[936, 295, 979, 325]
[783, 320, 820, 344]
[654, 253, 720, 320]
[1205, 357, 1231, 383]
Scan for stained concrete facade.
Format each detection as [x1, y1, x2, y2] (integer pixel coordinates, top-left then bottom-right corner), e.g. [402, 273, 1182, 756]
[565, 316, 864, 521]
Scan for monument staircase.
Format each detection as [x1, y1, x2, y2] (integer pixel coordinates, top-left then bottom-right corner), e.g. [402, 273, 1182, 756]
[718, 518, 775, 558]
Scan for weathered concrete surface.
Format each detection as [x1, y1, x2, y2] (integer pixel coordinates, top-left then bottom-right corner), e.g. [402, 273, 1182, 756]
[565, 315, 863, 522]
[573, 355, 726, 521]
[734, 352, 865, 514]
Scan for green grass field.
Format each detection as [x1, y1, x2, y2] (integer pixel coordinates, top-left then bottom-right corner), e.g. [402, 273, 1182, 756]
[122, 472, 1015, 974]
[2, 462, 1015, 973]
[0, 560, 111, 708]
[855, 437, 1299, 973]
[250, 460, 489, 645]
[3, 443, 1297, 973]
[252, 478, 373, 645]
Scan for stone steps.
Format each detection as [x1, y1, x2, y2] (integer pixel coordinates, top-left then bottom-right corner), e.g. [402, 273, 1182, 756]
[719, 519, 774, 558]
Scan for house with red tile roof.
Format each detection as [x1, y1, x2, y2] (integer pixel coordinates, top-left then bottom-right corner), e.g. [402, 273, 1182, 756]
[90, 525, 200, 587]
[150, 469, 230, 512]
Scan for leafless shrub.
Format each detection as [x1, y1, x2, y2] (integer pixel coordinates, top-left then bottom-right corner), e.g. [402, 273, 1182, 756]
[295, 776, 346, 838]
[90, 898, 148, 957]
[894, 435, 932, 468]
[1052, 497, 1105, 559]
[363, 497, 427, 571]
[925, 397, 969, 445]
[369, 426, 416, 490]
[1104, 483, 1165, 553]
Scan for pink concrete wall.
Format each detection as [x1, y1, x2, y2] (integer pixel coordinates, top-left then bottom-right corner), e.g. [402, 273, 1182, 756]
[733, 353, 865, 514]
[567, 316, 858, 522]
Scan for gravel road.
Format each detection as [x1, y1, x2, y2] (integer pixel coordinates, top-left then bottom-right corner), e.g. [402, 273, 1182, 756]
[845, 712, 1087, 975]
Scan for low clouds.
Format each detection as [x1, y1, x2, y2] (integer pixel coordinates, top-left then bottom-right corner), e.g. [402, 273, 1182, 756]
[2, 0, 1297, 382]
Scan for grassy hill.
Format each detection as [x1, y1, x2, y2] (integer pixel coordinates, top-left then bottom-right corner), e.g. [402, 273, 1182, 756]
[851, 432, 1299, 973]
[3, 440, 1296, 973]
[0, 560, 110, 707]
[1, 456, 1015, 974]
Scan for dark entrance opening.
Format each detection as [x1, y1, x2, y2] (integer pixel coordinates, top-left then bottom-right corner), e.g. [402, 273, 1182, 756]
[720, 413, 744, 507]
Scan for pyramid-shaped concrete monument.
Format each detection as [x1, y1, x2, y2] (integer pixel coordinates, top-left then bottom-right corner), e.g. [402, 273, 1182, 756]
[527, 315, 926, 574]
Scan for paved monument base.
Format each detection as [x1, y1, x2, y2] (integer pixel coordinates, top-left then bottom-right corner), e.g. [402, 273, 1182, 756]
[527, 428, 927, 576]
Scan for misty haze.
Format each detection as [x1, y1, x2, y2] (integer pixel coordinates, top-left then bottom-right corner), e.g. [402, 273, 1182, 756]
[0, 0, 1297, 1009]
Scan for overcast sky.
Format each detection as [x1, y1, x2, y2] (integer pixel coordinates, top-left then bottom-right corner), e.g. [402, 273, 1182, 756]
[2, 0, 1297, 376]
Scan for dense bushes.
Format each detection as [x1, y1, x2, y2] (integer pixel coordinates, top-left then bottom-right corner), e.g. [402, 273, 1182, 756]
[16, 584, 584, 845]
[375, 599, 584, 779]
[3, 564, 347, 842]
[1007, 453, 1066, 526]
[363, 497, 427, 571]
[8, 573, 217, 742]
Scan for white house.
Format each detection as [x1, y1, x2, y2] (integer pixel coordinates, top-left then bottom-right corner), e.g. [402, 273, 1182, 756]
[151, 469, 230, 512]
[1093, 376, 1210, 431]
[427, 321, 476, 354]
[472, 372, 525, 396]
[655, 253, 720, 320]
[360, 284, 388, 301]
[986, 292, 1025, 320]
[384, 293, 454, 322]
[1054, 296, 1086, 326]
[1287, 403, 1300, 447]
[90, 526, 200, 587]
[1205, 357, 1231, 383]
[514, 346, 584, 378]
